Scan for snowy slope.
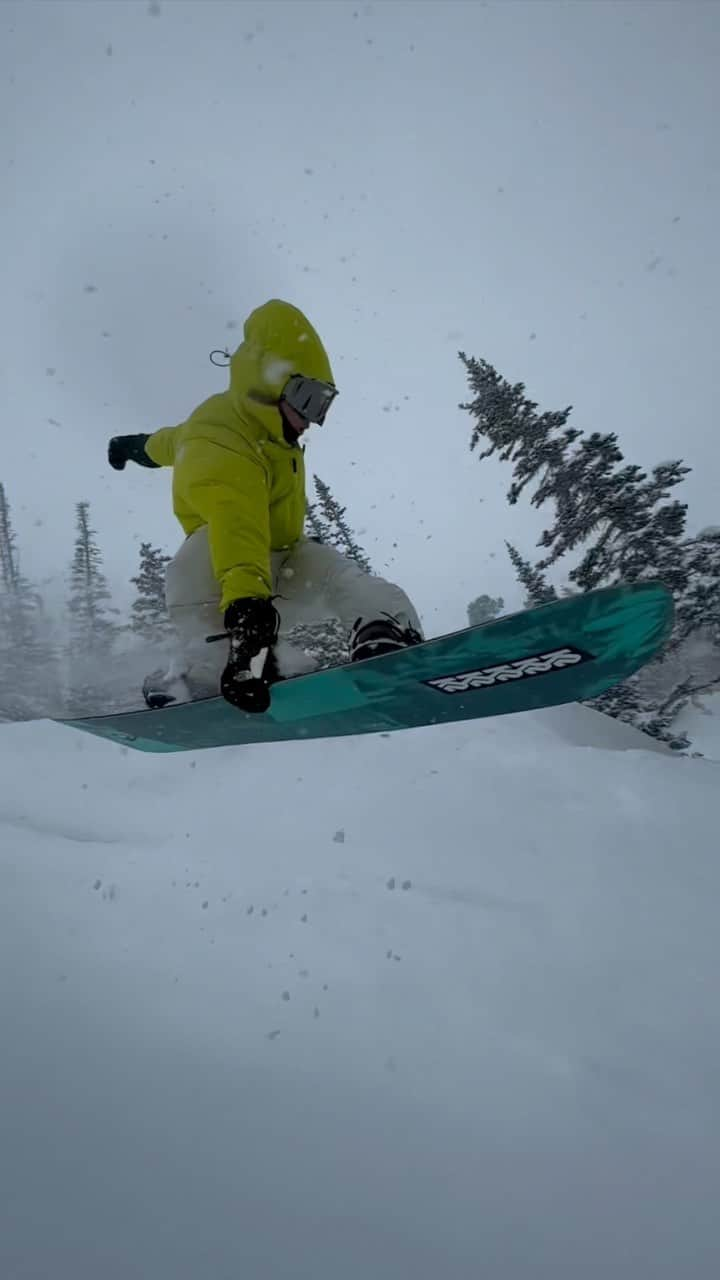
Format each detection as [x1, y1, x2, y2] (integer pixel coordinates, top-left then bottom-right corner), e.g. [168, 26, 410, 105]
[1, 709, 719, 1280]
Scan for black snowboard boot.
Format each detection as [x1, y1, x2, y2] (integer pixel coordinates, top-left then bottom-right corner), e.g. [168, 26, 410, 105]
[350, 615, 423, 663]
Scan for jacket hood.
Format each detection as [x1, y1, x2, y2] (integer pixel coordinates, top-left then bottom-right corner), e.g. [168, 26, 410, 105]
[229, 299, 335, 441]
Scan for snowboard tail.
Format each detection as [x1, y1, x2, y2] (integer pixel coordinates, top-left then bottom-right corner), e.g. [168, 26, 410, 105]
[58, 582, 673, 753]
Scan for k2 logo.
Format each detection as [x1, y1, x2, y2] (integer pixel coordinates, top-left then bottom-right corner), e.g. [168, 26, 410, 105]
[425, 646, 591, 695]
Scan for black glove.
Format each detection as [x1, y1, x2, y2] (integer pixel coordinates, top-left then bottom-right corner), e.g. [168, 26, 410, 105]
[220, 597, 280, 714]
[108, 434, 160, 470]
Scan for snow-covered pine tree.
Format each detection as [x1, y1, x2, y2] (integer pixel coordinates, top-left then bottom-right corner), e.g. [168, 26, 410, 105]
[280, 617, 350, 672]
[68, 502, 116, 644]
[0, 482, 27, 720]
[281, 475, 374, 672]
[305, 494, 330, 544]
[130, 542, 172, 640]
[0, 483, 61, 721]
[467, 594, 505, 627]
[586, 524, 720, 742]
[459, 356, 581, 508]
[0, 481, 19, 594]
[459, 354, 719, 746]
[65, 501, 120, 715]
[459, 354, 690, 595]
[311, 475, 372, 572]
[541, 444, 690, 597]
[674, 527, 720, 647]
[607, 525, 720, 742]
[505, 543, 557, 607]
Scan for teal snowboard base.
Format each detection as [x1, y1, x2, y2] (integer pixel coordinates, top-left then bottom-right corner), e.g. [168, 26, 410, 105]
[59, 582, 673, 754]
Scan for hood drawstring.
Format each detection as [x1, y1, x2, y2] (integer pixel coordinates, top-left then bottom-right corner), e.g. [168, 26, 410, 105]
[210, 349, 231, 367]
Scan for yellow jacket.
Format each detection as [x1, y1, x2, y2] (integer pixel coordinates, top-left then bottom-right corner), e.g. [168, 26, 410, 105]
[145, 300, 334, 611]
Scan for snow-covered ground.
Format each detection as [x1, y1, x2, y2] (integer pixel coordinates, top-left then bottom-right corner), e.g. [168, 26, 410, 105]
[1, 707, 719, 1279]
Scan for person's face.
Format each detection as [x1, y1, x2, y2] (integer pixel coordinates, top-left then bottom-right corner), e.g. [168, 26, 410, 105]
[280, 401, 310, 437]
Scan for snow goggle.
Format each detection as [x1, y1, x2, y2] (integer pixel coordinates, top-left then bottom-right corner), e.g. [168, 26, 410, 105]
[281, 374, 338, 425]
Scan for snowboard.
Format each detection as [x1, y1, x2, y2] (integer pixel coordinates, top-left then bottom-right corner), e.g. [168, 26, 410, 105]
[59, 582, 673, 754]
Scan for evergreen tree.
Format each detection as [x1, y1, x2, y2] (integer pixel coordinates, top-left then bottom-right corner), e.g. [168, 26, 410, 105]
[505, 543, 557, 607]
[459, 354, 690, 595]
[459, 356, 581, 506]
[65, 502, 120, 714]
[281, 618, 350, 671]
[674, 527, 720, 647]
[459, 354, 719, 747]
[305, 496, 330, 544]
[467, 593, 505, 627]
[311, 475, 372, 572]
[68, 502, 116, 643]
[284, 475, 372, 671]
[0, 481, 19, 594]
[130, 542, 172, 639]
[591, 671, 692, 752]
[0, 483, 61, 721]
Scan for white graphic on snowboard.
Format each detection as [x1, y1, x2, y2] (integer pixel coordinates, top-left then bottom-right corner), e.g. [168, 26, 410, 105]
[425, 646, 589, 695]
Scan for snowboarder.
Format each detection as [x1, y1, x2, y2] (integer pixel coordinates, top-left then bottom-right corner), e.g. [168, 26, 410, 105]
[109, 299, 423, 713]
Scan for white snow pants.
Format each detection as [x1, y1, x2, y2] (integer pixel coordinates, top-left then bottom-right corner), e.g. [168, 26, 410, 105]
[164, 527, 423, 696]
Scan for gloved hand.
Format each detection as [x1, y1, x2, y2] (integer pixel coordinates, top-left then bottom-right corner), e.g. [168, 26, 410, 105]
[108, 434, 160, 470]
[220, 597, 280, 714]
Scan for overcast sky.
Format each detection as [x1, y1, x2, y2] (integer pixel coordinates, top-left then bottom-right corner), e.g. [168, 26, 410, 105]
[2, 0, 719, 633]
